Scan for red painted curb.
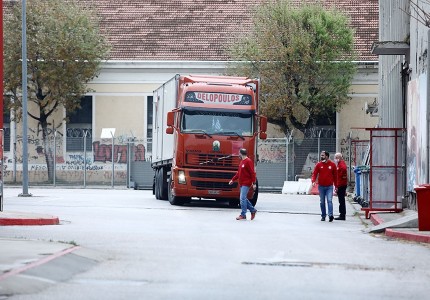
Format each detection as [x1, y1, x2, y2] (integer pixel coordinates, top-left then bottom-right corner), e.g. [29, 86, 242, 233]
[386, 229, 430, 244]
[0, 217, 60, 226]
[370, 214, 385, 226]
[0, 246, 80, 281]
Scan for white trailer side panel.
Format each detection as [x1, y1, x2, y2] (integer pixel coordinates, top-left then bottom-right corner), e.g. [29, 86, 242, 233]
[152, 75, 178, 165]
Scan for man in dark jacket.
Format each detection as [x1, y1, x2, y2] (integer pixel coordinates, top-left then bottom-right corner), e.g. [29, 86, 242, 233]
[334, 152, 348, 220]
[229, 148, 257, 220]
[311, 151, 337, 222]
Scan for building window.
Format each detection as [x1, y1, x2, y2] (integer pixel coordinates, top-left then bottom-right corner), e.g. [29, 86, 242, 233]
[66, 96, 92, 151]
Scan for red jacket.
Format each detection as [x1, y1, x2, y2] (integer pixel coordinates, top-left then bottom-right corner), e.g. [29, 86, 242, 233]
[232, 157, 256, 187]
[311, 160, 337, 187]
[336, 160, 348, 187]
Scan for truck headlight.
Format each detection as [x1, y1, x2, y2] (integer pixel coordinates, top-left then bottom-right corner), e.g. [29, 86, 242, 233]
[178, 170, 186, 184]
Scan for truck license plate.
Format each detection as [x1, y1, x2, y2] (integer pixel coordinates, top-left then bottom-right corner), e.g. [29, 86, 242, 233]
[208, 190, 220, 195]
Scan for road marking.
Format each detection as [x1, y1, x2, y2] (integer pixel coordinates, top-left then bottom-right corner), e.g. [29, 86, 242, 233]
[0, 246, 81, 281]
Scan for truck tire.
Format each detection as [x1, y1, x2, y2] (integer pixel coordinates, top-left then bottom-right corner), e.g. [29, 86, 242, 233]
[154, 169, 160, 199]
[250, 180, 259, 207]
[168, 177, 184, 206]
[228, 199, 240, 208]
[159, 167, 168, 200]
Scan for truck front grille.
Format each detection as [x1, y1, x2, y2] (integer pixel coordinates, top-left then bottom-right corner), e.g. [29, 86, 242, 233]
[189, 171, 233, 179]
[191, 180, 237, 190]
[186, 153, 239, 167]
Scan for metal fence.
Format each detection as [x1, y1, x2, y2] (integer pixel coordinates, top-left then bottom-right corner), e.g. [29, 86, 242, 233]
[4, 131, 342, 191]
[256, 136, 337, 190]
[3, 132, 152, 188]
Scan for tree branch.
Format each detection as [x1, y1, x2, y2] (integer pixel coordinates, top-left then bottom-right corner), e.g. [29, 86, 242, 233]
[45, 100, 59, 119]
[28, 111, 41, 122]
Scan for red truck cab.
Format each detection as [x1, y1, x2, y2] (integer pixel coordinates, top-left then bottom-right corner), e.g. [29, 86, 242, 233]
[152, 74, 267, 206]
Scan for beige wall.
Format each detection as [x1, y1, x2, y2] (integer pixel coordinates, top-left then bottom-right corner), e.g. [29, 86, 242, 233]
[87, 83, 159, 93]
[338, 96, 379, 142]
[89, 83, 160, 141]
[94, 95, 145, 140]
[339, 80, 379, 143]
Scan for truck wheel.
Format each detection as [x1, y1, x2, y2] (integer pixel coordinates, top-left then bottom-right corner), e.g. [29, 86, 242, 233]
[154, 169, 160, 199]
[228, 199, 240, 208]
[250, 180, 259, 207]
[160, 168, 168, 200]
[152, 174, 156, 195]
[168, 177, 184, 206]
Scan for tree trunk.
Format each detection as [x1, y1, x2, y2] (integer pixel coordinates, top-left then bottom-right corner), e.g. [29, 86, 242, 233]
[41, 121, 54, 182]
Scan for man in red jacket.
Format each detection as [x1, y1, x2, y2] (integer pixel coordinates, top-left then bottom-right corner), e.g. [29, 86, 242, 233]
[229, 148, 257, 220]
[311, 151, 337, 222]
[334, 152, 348, 220]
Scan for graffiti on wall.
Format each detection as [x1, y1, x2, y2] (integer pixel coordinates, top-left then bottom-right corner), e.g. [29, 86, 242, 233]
[258, 141, 286, 163]
[5, 124, 150, 183]
[93, 141, 146, 163]
[407, 75, 428, 191]
[339, 135, 362, 166]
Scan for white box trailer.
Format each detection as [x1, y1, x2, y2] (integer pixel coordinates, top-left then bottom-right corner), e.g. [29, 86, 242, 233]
[152, 75, 178, 167]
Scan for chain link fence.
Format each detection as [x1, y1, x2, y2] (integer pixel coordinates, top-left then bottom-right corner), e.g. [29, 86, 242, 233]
[3, 128, 152, 188]
[4, 127, 345, 191]
[257, 135, 338, 190]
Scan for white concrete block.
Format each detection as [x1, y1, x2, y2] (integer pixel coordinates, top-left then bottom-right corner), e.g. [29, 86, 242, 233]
[282, 181, 301, 194]
[298, 178, 313, 194]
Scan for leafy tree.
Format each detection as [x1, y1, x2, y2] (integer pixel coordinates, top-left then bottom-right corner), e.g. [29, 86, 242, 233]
[3, 0, 109, 181]
[228, 0, 356, 135]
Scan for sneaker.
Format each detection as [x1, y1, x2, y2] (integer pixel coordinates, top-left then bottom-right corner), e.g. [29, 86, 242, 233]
[321, 217, 326, 221]
[236, 215, 246, 220]
[335, 216, 346, 221]
[329, 216, 334, 222]
[251, 211, 257, 220]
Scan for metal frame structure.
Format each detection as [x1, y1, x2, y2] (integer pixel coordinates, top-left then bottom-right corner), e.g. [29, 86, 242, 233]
[362, 128, 405, 218]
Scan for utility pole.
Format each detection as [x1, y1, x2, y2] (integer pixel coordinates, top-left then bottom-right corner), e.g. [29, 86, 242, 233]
[19, 0, 31, 197]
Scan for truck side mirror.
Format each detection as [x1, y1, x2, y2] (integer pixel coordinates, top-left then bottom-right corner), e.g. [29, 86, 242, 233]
[260, 116, 267, 132]
[166, 127, 174, 134]
[167, 111, 174, 127]
[259, 132, 267, 140]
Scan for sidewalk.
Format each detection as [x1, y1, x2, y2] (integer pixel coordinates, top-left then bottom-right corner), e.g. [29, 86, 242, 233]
[0, 238, 98, 297]
[350, 198, 430, 244]
[369, 211, 430, 243]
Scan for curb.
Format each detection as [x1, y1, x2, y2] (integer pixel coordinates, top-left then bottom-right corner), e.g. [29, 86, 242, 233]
[369, 211, 430, 244]
[385, 229, 430, 243]
[0, 212, 60, 226]
[0, 217, 60, 226]
[370, 213, 385, 226]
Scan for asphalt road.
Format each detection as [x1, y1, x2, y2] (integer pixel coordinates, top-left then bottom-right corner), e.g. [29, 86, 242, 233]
[1, 187, 430, 300]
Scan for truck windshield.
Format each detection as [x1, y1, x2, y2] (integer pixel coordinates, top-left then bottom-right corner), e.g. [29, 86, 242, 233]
[181, 110, 253, 137]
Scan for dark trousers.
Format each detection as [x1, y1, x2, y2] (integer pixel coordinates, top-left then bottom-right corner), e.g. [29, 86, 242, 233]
[337, 185, 347, 216]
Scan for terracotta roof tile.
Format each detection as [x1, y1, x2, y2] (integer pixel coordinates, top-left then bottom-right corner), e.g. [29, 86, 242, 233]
[92, 0, 378, 61]
[5, 0, 379, 61]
